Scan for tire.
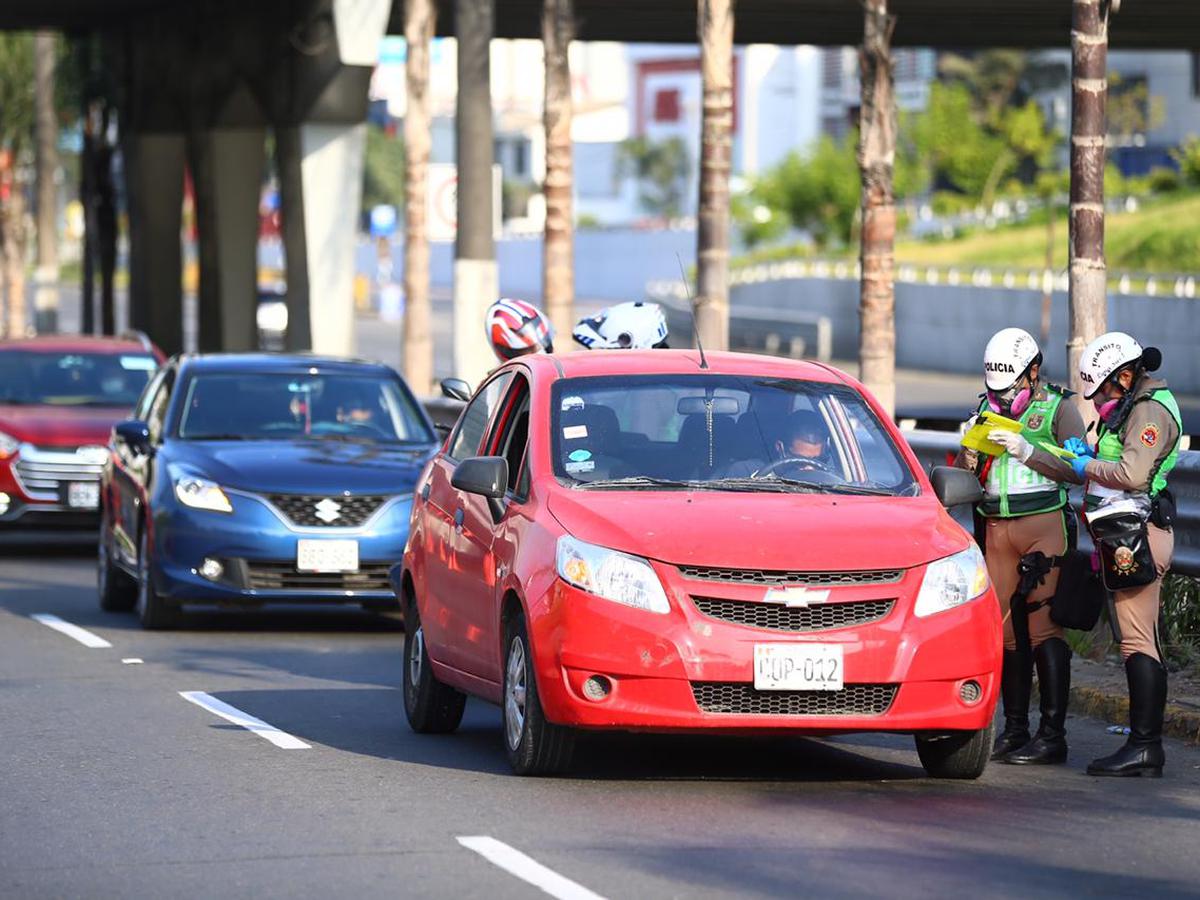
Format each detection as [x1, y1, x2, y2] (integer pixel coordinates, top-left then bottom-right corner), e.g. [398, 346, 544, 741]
[502, 612, 575, 776]
[403, 598, 466, 733]
[136, 527, 179, 630]
[915, 720, 995, 780]
[97, 522, 136, 612]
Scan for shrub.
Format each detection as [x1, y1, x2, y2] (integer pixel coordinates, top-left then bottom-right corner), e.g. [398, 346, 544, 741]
[1147, 166, 1181, 194]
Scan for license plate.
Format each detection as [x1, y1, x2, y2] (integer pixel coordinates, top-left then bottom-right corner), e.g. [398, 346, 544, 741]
[297, 539, 359, 573]
[67, 482, 100, 510]
[753, 644, 844, 691]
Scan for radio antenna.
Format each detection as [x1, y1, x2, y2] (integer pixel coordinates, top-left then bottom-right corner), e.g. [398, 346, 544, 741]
[675, 253, 708, 370]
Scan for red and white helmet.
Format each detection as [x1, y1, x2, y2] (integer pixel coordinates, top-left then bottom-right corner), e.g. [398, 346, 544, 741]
[485, 298, 554, 361]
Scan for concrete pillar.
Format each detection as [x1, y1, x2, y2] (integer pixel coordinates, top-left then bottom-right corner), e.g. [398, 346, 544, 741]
[190, 127, 267, 352]
[124, 132, 186, 355]
[454, 0, 498, 389]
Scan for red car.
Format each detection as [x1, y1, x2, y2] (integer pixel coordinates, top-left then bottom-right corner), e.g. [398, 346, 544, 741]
[0, 334, 162, 528]
[397, 350, 1001, 778]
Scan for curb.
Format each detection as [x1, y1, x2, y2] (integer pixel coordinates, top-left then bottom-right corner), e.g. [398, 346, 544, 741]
[1070, 684, 1200, 745]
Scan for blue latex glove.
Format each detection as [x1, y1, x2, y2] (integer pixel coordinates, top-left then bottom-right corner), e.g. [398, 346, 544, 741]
[1069, 454, 1091, 479]
[1062, 437, 1094, 459]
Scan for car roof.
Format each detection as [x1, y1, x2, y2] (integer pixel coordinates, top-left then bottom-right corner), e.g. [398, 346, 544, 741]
[0, 334, 153, 354]
[178, 352, 397, 376]
[514, 349, 850, 385]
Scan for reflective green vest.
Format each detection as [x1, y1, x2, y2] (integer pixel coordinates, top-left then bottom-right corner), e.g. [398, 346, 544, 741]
[1088, 388, 1181, 509]
[978, 385, 1069, 518]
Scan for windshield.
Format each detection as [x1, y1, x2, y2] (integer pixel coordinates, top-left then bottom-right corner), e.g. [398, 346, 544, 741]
[177, 373, 435, 444]
[551, 375, 917, 495]
[0, 350, 158, 407]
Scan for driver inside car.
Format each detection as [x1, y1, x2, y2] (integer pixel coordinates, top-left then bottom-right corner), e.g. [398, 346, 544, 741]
[775, 410, 830, 467]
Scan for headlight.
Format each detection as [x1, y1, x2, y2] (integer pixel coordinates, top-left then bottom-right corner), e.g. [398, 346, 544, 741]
[914, 544, 989, 618]
[0, 431, 19, 459]
[174, 476, 233, 513]
[555, 535, 670, 614]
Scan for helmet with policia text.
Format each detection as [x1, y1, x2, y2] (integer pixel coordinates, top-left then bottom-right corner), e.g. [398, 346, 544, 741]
[983, 327, 1042, 416]
[486, 298, 554, 361]
[1078, 331, 1156, 399]
[572, 301, 669, 350]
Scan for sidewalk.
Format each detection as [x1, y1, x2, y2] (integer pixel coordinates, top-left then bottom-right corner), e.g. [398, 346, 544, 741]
[1070, 656, 1200, 745]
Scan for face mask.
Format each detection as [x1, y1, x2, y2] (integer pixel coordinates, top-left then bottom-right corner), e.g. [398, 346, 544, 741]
[987, 382, 1032, 417]
[1094, 395, 1122, 424]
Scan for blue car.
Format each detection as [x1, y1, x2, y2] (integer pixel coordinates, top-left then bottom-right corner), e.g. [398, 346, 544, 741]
[97, 353, 439, 628]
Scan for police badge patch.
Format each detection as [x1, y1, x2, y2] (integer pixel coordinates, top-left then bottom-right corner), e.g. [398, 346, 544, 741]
[1114, 546, 1139, 575]
[1140, 424, 1160, 448]
[1027, 414, 1044, 430]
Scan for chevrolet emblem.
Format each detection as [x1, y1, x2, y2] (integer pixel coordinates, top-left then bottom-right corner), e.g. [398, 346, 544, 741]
[764, 586, 830, 608]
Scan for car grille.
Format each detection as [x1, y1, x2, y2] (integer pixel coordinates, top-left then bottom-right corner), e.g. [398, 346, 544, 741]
[678, 565, 904, 587]
[691, 682, 898, 716]
[245, 561, 392, 592]
[266, 494, 387, 528]
[13, 446, 106, 500]
[691, 597, 895, 632]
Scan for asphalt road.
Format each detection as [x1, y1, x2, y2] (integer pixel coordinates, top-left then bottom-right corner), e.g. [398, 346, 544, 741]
[3, 540, 1200, 899]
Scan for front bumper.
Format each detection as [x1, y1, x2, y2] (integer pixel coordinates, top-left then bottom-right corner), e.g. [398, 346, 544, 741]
[152, 491, 413, 606]
[528, 563, 1002, 735]
[0, 454, 102, 529]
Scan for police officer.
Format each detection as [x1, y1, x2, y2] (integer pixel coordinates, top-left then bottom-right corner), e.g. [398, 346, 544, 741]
[1066, 332, 1180, 778]
[957, 328, 1086, 765]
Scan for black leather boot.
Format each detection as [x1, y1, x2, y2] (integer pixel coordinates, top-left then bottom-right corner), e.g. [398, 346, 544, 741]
[991, 649, 1032, 760]
[1088, 653, 1167, 778]
[1005, 638, 1070, 765]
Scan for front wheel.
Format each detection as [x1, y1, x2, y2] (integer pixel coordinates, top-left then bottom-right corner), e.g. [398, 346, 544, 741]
[502, 612, 575, 776]
[136, 528, 179, 630]
[98, 523, 136, 612]
[915, 721, 995, 780]
[403, 599, 466, 733]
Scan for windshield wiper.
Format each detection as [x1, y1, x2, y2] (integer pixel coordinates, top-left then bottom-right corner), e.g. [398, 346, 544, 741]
[697, 476, 822, 493]
[576, 475, 696, 490]
[305, 433, 382, 444]
[822, 484, 897, 496]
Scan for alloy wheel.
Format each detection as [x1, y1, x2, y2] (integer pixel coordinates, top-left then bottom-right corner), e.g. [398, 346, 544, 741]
[408, 626, 425, 700]
[505, 637, 527, 751]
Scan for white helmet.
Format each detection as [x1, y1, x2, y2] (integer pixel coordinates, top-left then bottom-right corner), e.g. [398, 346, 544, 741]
[573, 301, 669, 350]
[1079, 332, 1144, 399]
[983, 327, 1041, 390]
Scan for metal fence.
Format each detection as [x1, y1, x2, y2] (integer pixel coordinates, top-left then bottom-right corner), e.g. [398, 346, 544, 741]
[419, 397, 1200, 578]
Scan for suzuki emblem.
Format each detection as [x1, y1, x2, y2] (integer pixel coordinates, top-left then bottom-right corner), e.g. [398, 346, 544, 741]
[764, 586, 830, 608]
[314, 498, 342, 523]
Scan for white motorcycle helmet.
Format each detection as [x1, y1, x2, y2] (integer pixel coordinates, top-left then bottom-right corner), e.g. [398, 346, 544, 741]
[572, 301, 669, 350]
[1078, 331, 1149, 399]
[983, 327, 1042, 416]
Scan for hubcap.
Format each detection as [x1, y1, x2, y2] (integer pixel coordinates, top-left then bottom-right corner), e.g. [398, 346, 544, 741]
[504, 637, 527, 751]
[408, 626, 424, 696]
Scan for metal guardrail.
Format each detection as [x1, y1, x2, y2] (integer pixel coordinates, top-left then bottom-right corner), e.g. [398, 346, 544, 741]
[419, 399, 1200, 578]
[905, 429, 1200, 577]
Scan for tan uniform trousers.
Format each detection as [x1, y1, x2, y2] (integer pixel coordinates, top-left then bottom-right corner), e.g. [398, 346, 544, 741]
[1112, 524, 1174, 662]
[984, 510, 1067, 651]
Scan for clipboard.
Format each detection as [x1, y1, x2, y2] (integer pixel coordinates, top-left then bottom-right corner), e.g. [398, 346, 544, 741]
[961, 411, 1023, 457]
[1037, 441, 1078, 460]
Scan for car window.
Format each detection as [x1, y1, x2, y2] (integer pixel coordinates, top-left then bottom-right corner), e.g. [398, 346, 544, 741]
[447, 374, 511, 461]
[0, 349, 158, 408]
[549, 374, 917, 495]
[486, 375, 531, 497]
[135, 365, 168, 420]
[146, 369, 176, 445]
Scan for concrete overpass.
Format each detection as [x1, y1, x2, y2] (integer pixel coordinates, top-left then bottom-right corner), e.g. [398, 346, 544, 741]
[4, 1, 1198, 362]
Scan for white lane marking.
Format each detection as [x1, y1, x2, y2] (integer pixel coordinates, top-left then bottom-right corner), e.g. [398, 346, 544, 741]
[122, 658, 144, 665]
[30, 613, 113, 649]
[457, 836, 606, 900]
[179, 691, 311, 750]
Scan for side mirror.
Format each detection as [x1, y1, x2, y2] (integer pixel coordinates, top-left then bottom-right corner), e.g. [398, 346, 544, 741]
[441, 378, 472, 403]
[930, 465, 984, 508]
[114, 419, 152, 454]
[452, 456, 508, 499]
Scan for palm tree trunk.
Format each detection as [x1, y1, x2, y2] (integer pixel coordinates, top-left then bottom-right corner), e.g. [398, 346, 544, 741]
[33, 31, 59, 335]
[858, 0, 897, 418]
[403, 0, 436, 396]
[1067, 0, 1110, 390]
[695, 0, 734, 352]
[542, 0, 575, 346]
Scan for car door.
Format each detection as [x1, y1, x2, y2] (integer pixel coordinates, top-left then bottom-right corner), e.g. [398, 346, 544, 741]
[110, 364, 174, 570]
[442, 372, 532, 678]
[421, 372, 511, 671]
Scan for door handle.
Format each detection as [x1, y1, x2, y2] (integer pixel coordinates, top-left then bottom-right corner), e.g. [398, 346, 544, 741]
[454, 508, 464, 531]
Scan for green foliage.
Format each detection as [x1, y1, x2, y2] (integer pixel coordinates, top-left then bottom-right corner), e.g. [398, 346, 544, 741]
[1171, 137, 1200, 187]
[616, 136, 690, 219]
[0, 32, 35, 151]
[751, 135, 860, 249]
[1162, 575, 1200, 665]
[909, 82, 1013, 201]
[502, 179, 536, 219]
[1148, 166, 1182, 193]
[362, 125, 404, 212]
[731, 188, 787, 248]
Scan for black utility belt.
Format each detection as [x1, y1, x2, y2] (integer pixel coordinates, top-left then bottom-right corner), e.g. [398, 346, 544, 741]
[978, 491, 1065, 518]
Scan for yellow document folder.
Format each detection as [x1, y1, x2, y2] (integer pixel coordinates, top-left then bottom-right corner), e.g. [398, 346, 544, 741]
[961, 411, 1024, 457]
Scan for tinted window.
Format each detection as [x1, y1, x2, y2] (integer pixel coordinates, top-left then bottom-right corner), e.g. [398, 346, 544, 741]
[488, 376, 531, 496]
[550, 375, 916, 495]
[176, 373, 435, 443]
[448, 375, 511, 461]
[0, 350, 158, 407]
[147, 370, 176, 444]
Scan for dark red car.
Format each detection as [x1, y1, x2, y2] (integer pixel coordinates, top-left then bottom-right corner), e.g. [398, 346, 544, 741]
[0, 334, 162, 528]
